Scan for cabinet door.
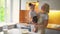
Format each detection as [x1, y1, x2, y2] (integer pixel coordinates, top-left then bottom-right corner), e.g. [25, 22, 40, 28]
[19, 10, 29, 23]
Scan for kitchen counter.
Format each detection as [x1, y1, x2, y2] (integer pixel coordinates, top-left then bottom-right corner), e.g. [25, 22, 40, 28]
[1, 23, 60, 34]
[0, 32, 3, 34]
[47, 24, 60, 31]
[0, 23, 39, 34]
[47, 28, 60, 31]
[19, 23, 60, 31]
[0, 28, 39, 34]
[18, 23, 60, 31]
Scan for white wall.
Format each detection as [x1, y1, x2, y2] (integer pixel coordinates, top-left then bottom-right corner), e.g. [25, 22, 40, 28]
[38, 0, 60, 10]
[21, 0, 37, 10]
[21, 0, 60, 10]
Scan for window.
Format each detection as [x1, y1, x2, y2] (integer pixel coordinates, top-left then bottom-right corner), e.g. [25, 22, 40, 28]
[0, 0, 5, 22]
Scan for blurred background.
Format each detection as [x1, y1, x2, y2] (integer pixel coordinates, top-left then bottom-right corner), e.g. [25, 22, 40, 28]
[0, 0, 60, 34]
[20, 0, 60, 25]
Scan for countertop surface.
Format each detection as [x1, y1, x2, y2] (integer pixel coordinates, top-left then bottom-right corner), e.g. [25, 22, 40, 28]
[0, 23, 60, 34]
[0, 28, 40, 34]
[47, 24, 60, 30]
